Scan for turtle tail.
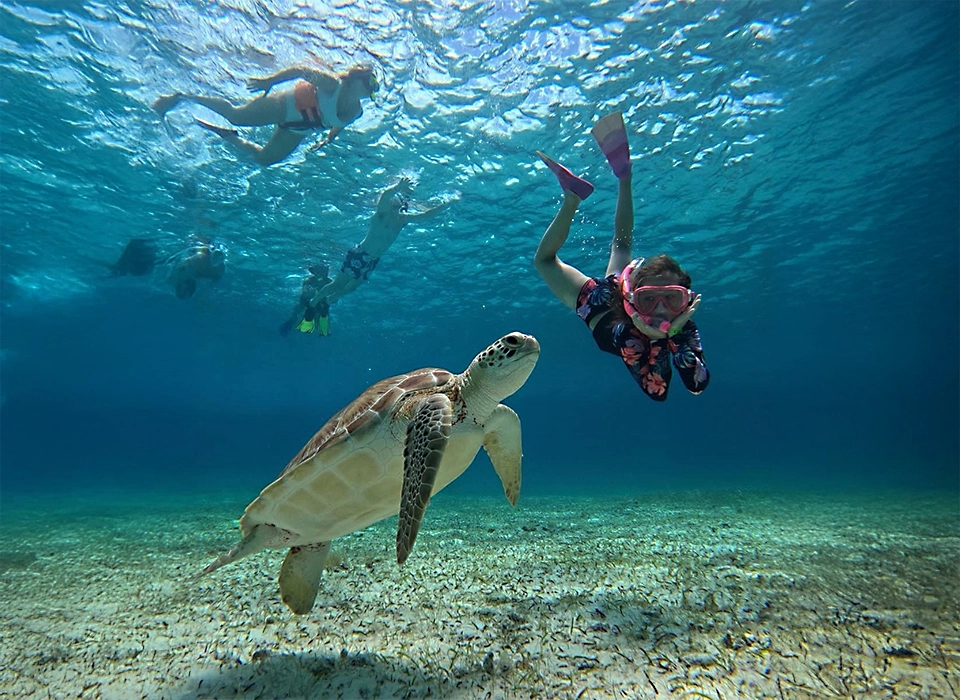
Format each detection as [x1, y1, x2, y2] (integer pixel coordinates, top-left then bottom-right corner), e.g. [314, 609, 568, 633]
[196, 525, 281, 579]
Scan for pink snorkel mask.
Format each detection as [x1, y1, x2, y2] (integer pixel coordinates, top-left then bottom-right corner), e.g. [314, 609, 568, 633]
[621, 258, 693, 334]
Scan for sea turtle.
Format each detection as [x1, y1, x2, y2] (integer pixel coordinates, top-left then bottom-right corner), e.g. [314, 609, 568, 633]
[200, 331, 541, 614]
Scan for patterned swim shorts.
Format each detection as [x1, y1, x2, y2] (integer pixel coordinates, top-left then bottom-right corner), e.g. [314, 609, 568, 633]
[341, 246, 380, 281]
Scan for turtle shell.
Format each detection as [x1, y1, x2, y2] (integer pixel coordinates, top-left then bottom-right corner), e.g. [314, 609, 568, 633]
[239, 368, 457, 542]
[281, 368, 455, 475]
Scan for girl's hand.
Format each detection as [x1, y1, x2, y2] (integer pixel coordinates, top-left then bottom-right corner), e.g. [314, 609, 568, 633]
[309, 127, 342, 152]
[308, 136, 332, 152]
[668, 294, 701, 334]
[247, 76, 273, 95]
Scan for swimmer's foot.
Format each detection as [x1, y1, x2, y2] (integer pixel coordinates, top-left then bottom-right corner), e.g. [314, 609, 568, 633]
[535, 151, 594, 200]
[194, 118, 239, 139]
[591, 111, 631, 179]
[152, 93, 183, 118]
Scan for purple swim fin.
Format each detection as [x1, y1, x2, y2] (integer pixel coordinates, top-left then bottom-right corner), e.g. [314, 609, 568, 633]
[592, 111, 631, 179]
[535, 151, 594, 200]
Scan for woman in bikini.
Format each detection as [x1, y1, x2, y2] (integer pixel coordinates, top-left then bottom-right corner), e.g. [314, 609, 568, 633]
[534, 112, 711, 401]
[152, 64, 379, 166]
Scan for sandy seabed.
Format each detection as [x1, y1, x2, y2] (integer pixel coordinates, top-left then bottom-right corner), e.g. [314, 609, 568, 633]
[0, 489, 957, 699]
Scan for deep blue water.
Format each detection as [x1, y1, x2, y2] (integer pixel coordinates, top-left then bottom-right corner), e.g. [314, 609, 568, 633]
[1, 0, 957, 498]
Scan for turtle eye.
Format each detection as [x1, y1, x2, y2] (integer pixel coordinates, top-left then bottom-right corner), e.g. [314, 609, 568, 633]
[503, 333, 523, 348]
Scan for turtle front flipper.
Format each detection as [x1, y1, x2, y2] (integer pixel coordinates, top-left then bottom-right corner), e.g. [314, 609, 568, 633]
[482, 404, 523, 506]
[279, 541, 331, 614]
[397, 393, 452, 565]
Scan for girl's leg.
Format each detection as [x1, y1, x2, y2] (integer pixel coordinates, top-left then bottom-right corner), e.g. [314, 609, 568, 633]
[252, 128, 305, 165]
[592, 112, 635, 276]
[186, 92, 286, 126]
[536, 193, 579, 262]
[605, 175, 634, 276]
[196, 122, 303, 166]
[534, 192, 589, 309]
[154, 91, 288, 125]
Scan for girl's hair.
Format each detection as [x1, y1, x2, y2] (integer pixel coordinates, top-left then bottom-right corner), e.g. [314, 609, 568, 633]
[344, 63, 377, 89]
[632, 254, 692, 288]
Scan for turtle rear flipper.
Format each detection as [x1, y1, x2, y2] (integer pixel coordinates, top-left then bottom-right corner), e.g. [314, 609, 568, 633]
[396, 394, 452, 565]
[279, 541, 331, 614]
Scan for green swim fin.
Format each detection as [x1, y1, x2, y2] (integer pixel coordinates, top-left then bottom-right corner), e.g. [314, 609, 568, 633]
[315, 301, 330, 336]
[296, 306, 317, 334]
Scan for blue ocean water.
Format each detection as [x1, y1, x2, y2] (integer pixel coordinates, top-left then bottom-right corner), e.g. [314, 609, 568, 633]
[0, 0, 957, 499]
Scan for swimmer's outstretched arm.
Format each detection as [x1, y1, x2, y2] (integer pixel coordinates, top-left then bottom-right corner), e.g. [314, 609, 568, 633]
[403, 199, 452, 221]
[383, 176, 414, 198]
[246, 65, 338, 95]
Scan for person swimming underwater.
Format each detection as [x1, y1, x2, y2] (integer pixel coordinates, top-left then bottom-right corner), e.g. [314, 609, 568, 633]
[166, 240, 227, 299]
[279, 263, 333, 337]
[533, 111, 710, 401]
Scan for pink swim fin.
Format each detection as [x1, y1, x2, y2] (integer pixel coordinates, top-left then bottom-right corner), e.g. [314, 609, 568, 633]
[535, 151, 594, 200]
[591, 111, 631, 179]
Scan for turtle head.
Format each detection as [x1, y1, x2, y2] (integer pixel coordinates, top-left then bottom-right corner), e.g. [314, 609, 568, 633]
[465, 332, 540, 402]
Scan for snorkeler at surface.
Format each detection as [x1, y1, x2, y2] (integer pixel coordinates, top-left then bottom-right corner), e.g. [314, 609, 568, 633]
[533, 112, 710, 401]
[152, 63, 379, 166]
[166, 240, 227, 299]
[108, 238, 158, 277]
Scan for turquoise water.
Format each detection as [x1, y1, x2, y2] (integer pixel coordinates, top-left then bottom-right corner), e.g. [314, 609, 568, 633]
[1, 4, 959, 697]
[1, 1, 957, 497]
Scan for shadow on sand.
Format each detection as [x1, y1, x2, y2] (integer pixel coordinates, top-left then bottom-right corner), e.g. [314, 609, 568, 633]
[175, 647, 481, 699]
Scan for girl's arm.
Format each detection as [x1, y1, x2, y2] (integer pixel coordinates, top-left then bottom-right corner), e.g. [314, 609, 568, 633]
[247, 65, 337, 94]
[671, 320, 710, 394]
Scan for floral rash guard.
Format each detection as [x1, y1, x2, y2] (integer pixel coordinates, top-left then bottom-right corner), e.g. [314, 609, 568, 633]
[576, 274, 710, 401]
